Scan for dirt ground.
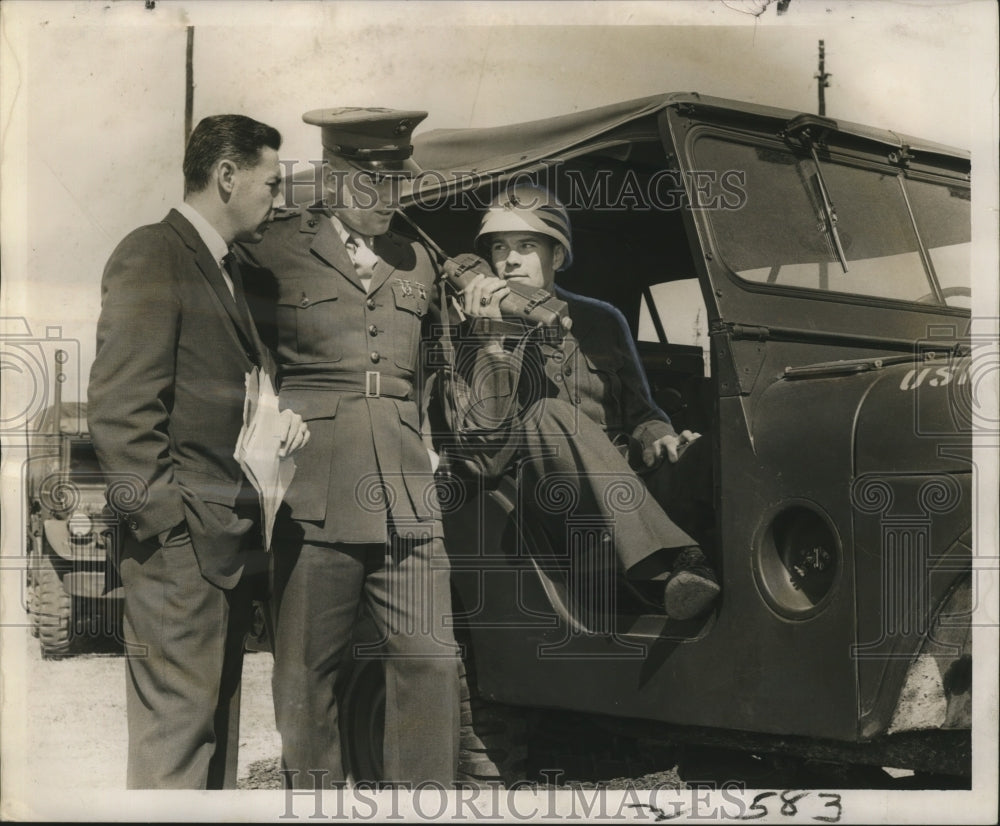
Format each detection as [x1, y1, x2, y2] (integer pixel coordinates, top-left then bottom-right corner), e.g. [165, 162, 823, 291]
[10, 623, 683, 796]
[17, 626, 281, 792]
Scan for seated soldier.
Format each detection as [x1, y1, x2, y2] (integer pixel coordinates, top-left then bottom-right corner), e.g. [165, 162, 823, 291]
[436, 183, 719, 620]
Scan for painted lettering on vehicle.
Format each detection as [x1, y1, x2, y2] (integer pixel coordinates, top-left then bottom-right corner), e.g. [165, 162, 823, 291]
[899, 364, 970, 391]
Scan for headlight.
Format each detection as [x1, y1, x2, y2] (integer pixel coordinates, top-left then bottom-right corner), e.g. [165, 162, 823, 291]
[67, 511, 93, 538]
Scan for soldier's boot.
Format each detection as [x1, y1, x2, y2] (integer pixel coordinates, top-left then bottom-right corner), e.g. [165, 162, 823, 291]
[663, 546, 720, 620]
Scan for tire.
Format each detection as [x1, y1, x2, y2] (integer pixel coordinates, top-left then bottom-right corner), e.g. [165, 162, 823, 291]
[27, 551, 40, 639]
[339, 656, 386, 783]
[32, 555, 72, 658]
[338, 653, 528, 787]
[457, 658, 528, 787]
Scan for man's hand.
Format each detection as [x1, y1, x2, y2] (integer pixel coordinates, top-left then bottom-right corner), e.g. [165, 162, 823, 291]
[461, 273, 509, 319]
[643, 429, 700, 466]
[277, 409, 310, 457]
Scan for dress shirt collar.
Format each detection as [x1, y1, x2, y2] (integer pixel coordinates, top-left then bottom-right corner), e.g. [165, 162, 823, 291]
[329, 213, 372, 248]
[176, 201, 230, 267]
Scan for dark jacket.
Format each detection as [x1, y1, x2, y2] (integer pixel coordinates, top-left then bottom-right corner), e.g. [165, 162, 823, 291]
[88, 209, 274, 588]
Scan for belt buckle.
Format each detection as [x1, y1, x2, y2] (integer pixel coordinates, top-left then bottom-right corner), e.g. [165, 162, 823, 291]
[365, 370, 381, 398]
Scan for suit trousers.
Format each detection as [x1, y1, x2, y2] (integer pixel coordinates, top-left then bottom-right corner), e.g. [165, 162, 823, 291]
[271, 533, 460, 788]
[118, 531, 254, 789]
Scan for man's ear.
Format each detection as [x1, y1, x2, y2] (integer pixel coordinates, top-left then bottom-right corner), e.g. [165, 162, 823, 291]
[323, 163, 353, 208]
[552, 244, 566, 271]
[216, 159, 238, 195]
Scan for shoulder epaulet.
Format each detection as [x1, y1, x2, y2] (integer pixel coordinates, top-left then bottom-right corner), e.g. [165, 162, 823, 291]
[270, 207, 302, 221]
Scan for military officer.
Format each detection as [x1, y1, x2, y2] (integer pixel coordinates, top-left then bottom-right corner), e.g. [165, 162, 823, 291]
[442, 183, 719, 620]
[239, 107, 459, 787]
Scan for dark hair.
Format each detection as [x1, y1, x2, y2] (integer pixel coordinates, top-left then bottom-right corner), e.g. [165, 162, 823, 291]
[182, 115, 282, 196]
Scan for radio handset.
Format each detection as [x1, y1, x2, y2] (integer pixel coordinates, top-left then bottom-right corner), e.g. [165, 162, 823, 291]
[394, 210, 569, 340]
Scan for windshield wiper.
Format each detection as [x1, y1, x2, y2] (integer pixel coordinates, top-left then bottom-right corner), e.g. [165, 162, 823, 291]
[807, 145, 849, 274]
[783, 116, 849, 273]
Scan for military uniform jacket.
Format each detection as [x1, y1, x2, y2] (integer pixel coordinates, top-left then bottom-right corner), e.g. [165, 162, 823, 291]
[445, 286, 675, 459]
[543, 287, 674, 446]
[240, 209, 442, 544]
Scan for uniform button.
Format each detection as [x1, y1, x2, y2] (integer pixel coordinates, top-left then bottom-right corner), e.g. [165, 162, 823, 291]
[370, 351, 380, 363]
[366, 298, 377, 310]
[300, 297, 310, 307]
[554, 373, 563, 382]
[564, 366, 572, 375]
[575, 396, 582, 405]
[368, 324, 378, 337]
[307, 218, 318, 228]
[551, 352, 564, 363]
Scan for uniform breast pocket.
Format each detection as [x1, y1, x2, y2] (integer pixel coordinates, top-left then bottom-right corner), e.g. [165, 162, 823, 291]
[390, 278, 430, 370]
[584, 350, 625, 418]
[276, 279, 343, 363]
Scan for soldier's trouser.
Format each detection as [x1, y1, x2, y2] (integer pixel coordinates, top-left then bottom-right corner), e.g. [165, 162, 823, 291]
[119, 532, 253, 789]
[271, 533, 460, 788]
[515, 397, 703, 575]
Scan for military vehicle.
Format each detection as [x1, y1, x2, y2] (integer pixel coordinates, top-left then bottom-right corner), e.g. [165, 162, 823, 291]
[330, 93, 974, 785]
[23, 352, 124, 657]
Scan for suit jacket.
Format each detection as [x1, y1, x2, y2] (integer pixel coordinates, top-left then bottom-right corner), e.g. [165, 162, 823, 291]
[240, 208, 441, 544]
[88, 209, 275, 588]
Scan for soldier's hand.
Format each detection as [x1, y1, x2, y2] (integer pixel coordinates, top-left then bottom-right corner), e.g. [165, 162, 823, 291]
[278, 409, 310, 457]
[462, 273, 509, 319]
[646, 430, 700, 466]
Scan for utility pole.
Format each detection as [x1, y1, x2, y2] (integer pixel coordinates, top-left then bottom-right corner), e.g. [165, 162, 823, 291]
[815, 39, 831, 116]
[184, 26, 195, 145]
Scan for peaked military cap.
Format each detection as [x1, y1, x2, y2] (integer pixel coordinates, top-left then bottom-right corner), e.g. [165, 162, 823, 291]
[303, 107, 427, 175]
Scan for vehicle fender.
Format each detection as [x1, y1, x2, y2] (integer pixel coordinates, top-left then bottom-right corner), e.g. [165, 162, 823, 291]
[43, 518, 110, 563]
[854, 355, 972, 474]
[42, 519, 75, 561]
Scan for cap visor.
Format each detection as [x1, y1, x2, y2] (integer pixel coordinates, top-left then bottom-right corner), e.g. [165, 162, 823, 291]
[343, 157, 421, 178]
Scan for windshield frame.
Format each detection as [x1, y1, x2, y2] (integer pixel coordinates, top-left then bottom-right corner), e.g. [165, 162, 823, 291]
[685, 125, 971, 315]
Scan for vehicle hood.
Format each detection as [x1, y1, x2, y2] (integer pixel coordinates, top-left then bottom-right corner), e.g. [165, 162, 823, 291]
[758, 355, 972, 476]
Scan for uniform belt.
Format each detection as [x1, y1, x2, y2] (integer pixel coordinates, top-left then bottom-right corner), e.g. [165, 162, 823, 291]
[282, 371, 413, 399]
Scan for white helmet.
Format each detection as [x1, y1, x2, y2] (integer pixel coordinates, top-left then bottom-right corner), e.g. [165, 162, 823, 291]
[475, 184, 573, 271]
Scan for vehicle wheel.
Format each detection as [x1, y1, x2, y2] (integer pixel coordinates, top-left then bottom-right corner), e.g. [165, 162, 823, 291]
[458, 658, 528, 787]
[339, 656, 386, 783]
[32, 556, 72, 658]
[26, 551, 40, 638]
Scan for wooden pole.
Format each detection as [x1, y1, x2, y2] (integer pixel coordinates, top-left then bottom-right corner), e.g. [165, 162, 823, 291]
[184, 26, 194, 145]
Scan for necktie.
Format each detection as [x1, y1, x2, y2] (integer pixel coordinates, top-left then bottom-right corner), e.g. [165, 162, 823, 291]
[222, 252, 261, 363]
[345, 233, 379, 283]
[218, 252, 238, 300]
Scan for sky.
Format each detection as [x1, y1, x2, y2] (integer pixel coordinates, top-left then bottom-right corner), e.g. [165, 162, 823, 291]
[2, 0, 996, 408]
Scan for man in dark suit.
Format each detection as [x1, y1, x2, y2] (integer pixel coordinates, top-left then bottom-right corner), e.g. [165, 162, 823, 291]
[88, 115, 309, 789]
[240, 107, 459, 787]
